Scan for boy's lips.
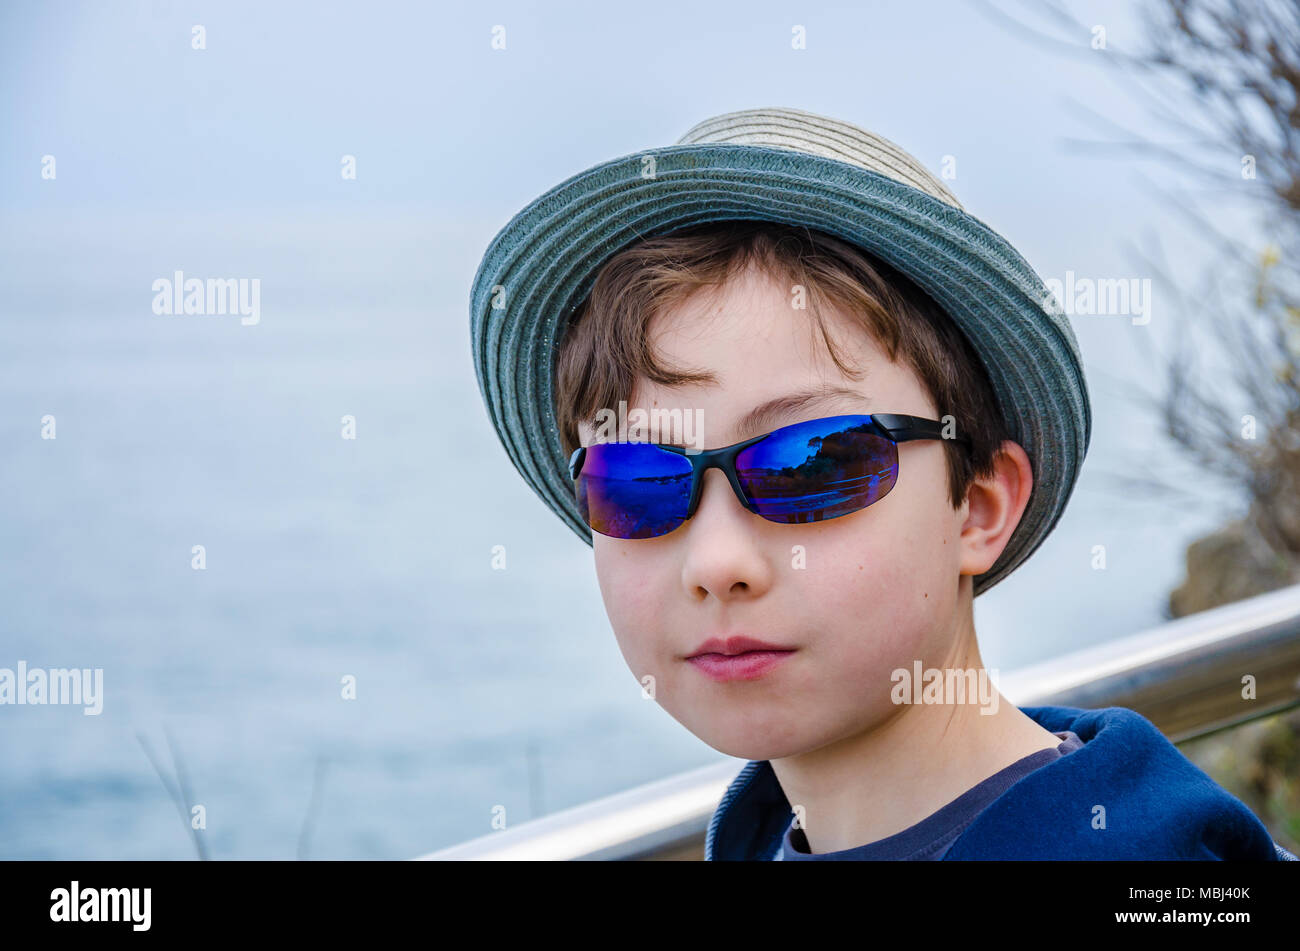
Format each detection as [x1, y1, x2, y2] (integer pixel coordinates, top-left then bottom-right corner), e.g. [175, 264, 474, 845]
[686, 635, 794, 658]
[685, 636, 797, 683]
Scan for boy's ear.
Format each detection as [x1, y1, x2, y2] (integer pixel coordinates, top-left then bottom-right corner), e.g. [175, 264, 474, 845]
[958, 440, 1034, 578]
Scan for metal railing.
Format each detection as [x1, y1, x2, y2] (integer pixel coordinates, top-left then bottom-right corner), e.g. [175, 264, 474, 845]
[415, 582, 1300, 861]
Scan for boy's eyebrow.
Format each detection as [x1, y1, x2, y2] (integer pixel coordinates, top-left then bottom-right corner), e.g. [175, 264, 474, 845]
[654, 385, 868, 447]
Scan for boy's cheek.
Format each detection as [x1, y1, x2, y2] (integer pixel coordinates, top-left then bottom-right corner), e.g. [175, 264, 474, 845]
[593, 540, 645, 613]
[593, 546, 670, 669]
[798, 544, 953, 675]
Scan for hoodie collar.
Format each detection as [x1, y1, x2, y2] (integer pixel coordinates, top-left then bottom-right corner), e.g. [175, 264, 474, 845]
[705, 705, 1280, 860]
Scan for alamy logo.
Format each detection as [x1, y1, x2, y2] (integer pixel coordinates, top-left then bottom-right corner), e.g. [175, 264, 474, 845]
[152, 270, 260, 325]
[0, 661, 103, 715]
[890, 662, 999, 715]
[1041, 270, 1152, 325]
[590, 400, 704, 453]
[50, 881, 150, 931]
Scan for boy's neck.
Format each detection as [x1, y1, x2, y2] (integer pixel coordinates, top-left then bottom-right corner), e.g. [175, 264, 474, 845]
[768, 632, 1063, 855]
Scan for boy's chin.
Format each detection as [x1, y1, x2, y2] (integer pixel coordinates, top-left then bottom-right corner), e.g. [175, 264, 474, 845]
[687, 724, 811, 762]
[681, 707, 890, 762]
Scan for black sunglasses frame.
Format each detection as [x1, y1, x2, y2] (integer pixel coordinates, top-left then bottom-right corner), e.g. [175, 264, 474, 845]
[567, 413, 969, 529]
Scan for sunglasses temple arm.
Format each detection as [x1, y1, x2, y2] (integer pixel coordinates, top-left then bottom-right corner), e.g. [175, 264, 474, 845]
[568, 447, 586, 480]
[875, 414, 972, 447]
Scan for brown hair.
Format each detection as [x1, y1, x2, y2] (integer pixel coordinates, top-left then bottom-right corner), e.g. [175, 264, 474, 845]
[553, 220, 1015, 509]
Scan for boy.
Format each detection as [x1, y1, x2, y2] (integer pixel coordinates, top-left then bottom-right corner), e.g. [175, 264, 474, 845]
[470, 107, 1291, 860]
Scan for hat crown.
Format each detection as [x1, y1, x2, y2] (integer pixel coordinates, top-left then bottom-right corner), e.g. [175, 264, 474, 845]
[471, 106, 1091, 598]
[676, 106, 963, 211]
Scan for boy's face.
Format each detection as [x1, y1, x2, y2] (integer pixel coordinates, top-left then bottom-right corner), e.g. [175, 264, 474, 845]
[578, 263, 1000, 762]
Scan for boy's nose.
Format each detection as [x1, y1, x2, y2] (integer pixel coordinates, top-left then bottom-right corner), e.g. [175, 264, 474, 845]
[678, 469, 774, 603]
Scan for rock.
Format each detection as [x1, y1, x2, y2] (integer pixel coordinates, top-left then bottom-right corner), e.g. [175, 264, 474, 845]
[1168, 517, 1300, 618]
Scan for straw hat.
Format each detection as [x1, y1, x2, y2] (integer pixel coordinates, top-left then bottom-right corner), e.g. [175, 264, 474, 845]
[470, 106, 1091, 596]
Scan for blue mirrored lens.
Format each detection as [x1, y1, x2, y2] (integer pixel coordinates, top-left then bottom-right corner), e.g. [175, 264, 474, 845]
[734, 416, 898, 523]
[576, 443, 694, 539]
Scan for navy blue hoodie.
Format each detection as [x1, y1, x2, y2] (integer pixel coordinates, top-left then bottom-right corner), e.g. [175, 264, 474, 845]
[704, 704, 1296, 860]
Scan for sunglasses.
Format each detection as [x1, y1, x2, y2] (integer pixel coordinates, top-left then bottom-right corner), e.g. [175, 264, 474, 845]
[568, 413, 968, 540]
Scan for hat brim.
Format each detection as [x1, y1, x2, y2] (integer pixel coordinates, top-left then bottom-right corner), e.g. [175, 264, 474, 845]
[471, 143, 1091, 597]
